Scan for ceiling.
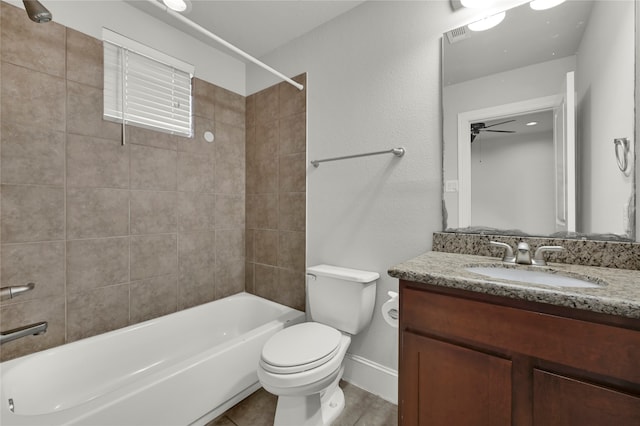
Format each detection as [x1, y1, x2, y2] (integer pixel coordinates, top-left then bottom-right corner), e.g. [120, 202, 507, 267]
[443, 0, 594, 85]
[127, 0, 365, 59]
[474, 110, 554, 142]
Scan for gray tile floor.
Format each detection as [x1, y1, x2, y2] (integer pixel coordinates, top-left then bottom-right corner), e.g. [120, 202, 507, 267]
[207, 381, 398, 426]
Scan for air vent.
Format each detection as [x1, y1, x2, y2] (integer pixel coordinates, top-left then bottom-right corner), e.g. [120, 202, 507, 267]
[446, 26, 470, 44]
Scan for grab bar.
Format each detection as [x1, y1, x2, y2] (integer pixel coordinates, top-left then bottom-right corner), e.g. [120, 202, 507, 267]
[1, 283, 35, 301]
[310, 147, 405, 168]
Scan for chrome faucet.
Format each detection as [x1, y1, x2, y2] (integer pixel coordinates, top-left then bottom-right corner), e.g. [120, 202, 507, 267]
[1, 321, 48, 345]
[1, 283, 35, 301]
[515, 242, 531, 264]
[489, 241, 564, 266]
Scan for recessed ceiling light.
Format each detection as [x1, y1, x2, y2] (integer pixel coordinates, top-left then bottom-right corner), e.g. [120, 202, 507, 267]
[467, 11, 506, 32]
[162, 0, 191, 13]
[530, 0, 566, 11]
[526, 121, 538, 126]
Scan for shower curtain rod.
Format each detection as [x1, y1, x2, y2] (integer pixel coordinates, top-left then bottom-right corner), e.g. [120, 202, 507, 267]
[146, 0, 304, 91]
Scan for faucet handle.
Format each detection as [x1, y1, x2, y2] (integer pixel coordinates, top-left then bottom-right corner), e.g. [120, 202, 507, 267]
[532, 246, 565, 266]
[489, 241, 515, 263]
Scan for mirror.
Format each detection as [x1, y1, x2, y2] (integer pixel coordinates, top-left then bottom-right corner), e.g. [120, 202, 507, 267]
[442, 0, 636, 240]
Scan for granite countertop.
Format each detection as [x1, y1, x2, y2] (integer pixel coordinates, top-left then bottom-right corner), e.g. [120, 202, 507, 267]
[388, 251, 640, 320]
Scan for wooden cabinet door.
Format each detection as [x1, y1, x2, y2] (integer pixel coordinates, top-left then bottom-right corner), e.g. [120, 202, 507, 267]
[400, 331, 512, 426]
[533, 369, 640, 426]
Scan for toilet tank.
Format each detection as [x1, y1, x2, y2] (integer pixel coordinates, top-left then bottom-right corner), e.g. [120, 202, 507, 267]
[306, 264, 378, 335]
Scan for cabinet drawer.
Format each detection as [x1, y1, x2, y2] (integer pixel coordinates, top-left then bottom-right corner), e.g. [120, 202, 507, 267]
[401, 285, 640, 383]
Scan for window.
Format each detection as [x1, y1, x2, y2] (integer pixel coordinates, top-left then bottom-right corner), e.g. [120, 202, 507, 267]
[103, 28, 194, 138]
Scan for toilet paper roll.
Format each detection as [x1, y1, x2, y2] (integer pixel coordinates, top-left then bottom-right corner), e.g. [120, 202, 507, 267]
[382, 291, 399, 328]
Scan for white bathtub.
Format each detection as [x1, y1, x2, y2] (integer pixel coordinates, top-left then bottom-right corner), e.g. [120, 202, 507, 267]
[0, 292, 304, 426]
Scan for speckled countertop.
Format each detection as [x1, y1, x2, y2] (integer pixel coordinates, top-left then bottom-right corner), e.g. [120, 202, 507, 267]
[388, 251, 640, 320]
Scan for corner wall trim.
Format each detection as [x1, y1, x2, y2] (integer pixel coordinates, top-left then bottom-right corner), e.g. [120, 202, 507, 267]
[342, 353, 398, 405]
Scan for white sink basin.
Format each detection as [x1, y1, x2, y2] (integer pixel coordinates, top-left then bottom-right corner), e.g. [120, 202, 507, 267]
[466, 266, 604, 288]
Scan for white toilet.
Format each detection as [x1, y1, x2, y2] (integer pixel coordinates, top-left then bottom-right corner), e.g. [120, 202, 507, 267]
[257, 264, 378, 426]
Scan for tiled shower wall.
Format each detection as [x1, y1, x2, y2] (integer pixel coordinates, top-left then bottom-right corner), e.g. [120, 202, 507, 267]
[0, 2, 246, 361]
[245, 75, 307, 311]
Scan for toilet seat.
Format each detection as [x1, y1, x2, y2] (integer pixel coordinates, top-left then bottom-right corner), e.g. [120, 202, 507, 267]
[260, 323, 342, 374]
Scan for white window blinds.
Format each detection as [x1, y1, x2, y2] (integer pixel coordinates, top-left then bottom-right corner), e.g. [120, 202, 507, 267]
[103, 28, 194, 138]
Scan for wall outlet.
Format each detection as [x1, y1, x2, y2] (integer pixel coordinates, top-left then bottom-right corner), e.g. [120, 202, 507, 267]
[622, 203, 630, 232]
[445, 180, 459, 193]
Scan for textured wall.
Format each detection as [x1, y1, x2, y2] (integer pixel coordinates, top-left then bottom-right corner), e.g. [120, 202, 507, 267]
[0, 2, 245, 361]
[245, 74, 306, 312]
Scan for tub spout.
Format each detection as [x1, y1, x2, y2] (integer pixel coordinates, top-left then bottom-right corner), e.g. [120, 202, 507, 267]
[1, 283, 35, 301]
[0, 321, 48, 345]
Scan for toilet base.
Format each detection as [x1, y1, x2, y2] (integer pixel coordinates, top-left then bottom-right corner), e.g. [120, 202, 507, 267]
[273, 368, 345, 426]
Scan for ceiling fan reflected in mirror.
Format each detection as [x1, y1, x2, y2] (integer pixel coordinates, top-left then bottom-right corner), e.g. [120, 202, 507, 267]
[470, 119, 516, 142]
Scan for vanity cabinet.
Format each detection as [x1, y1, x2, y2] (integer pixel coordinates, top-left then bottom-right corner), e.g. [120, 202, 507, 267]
[398, 281, 640, 426]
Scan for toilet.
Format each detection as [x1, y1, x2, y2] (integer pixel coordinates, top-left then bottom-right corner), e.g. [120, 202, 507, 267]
[257, 264, 379, 426]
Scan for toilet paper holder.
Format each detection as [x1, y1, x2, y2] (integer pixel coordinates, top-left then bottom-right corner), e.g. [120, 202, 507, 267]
[382, 291, 399, 328]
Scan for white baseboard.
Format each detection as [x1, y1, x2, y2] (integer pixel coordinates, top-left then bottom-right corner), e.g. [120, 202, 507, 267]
[342, 353, 398, 404]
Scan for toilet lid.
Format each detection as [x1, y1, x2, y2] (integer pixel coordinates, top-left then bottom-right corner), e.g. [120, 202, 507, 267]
[261, 323, 342, 374]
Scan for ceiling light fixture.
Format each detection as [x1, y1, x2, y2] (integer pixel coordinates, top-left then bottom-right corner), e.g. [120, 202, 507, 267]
[467, 11, 506, 32]
[162, 0, 190, 13]
[526, 121, 538, 126]
[529, 0, 566, 11]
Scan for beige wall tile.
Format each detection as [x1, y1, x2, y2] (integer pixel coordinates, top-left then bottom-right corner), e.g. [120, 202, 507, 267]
[1, 242, 65, 304]
[216, 228, 244, 264]
[279, 192, 305, 232]
[1, 184, 64, 243]
[253, 264, 278, 302]
[279, 231, 305, 271]
[66, 237, 129, 293]
[127, 125, 179, 151]
[214, 123, 245, 194]
[255, 85, 279, 124]
[254, 120, 279, 162]
[245, 229, 255, 262]
[215, 258, 244, 299]
[278, 268, 305, 311]
[279, 74, 306, 118]
[130, 144, 177, 191]
[130, 274, 177, 323]
[245, 262, 255, 294]
[131, 233, 177, 281]
[178, 267, 214, 309]
[66, 134, 129, 189]
[66, 187, 129, 239]
[279, 152, 306, 193]
[215, 194, 245, 229]
[254, 229, 278, 266]
[177, 192, 214, 232]
[1, 2, 65, 77]
[178, 231, 215, 309]
[130, 191, 177, 235]
[180, 115, 215, 154]
[246, 95, 256, 127]
[193, 78, 215, 120]
[177, 151, 214, 193]
[66, 28, 102, 88]
[0, 8, 252, 358]
[67, 80, 121, 140]
[279, 113, 306, 155]
[246, 194, 278, 230]
[2, 62, 66, 132]
[215, 86, 245, 127]
[66, 284, 130, 342]
[1, 122, 65, 185]
[0, 296, 65, 361]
